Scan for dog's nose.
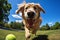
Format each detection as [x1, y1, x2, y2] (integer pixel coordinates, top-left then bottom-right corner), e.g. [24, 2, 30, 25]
[27, 12, 35, 18]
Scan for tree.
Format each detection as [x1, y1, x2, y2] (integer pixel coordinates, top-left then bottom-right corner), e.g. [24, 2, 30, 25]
[50, 22, 60, 30]
[4, 23, 10, 28]
[45, 23, 50, 30]
[9, 22, 24, 30]
[40, 25, 47, 30]
[40, 23, 50, 30]
[10, 22, 13, 28]
[0, 0, 11, 22]
[55, 22, 60, 29]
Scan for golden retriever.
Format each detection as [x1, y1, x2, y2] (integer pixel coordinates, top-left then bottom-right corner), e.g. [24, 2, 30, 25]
[16, 3, 45, 40]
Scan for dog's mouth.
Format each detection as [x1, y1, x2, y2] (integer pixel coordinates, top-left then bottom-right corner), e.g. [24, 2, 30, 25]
[27, 18, 35, 28]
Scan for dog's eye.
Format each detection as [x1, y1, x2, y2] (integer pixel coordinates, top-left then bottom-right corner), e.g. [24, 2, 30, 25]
[34, 7, 37, 10]
[25, 7, 28, 9]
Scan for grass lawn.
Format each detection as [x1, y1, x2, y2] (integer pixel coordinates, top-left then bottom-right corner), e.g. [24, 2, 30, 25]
[0, 29, 60, 40]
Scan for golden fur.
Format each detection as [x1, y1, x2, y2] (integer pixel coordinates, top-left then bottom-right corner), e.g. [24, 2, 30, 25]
[16, 3, 45, 40]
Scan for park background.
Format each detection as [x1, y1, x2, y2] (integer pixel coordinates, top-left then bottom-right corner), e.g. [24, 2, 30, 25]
[0, 0, 60, 40]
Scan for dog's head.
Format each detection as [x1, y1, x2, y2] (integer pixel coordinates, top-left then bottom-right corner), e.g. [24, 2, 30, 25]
[16, 3, 45, 19]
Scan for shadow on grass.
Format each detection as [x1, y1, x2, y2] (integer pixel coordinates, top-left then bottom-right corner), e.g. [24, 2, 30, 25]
[32, 35, 48, 40]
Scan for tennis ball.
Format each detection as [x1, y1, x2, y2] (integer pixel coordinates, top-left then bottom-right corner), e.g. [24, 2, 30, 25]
[5, 34, 16, 40]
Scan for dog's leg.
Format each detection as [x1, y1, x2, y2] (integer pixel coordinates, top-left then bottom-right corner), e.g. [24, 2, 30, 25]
[32, 29, 37, 36]
[25, 26, 31, 40]
[35, 31, 37, 36]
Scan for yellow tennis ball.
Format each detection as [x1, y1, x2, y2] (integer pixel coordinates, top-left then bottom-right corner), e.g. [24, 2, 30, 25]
[5, 34, 16, 40]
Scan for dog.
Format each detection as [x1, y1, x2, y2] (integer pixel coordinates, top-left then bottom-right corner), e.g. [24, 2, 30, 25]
[16, 3, 45, 40]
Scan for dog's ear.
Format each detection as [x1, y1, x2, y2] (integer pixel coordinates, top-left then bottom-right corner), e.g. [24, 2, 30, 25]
[35, 4, 45, 13]
[16, 4, 25, 14]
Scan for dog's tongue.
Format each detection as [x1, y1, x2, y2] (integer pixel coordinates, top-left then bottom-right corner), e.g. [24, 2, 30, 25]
[27, 19, 34, 27]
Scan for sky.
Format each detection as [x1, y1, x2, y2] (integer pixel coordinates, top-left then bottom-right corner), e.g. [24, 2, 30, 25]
[8, 0, 60, 26]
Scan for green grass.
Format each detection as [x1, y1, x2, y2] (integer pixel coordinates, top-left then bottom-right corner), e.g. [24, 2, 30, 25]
[0, 29, 60, 40]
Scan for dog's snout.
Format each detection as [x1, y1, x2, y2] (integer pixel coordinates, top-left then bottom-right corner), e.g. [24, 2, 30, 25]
[27, 12, 35, 16]
[27, 12, 35, 18]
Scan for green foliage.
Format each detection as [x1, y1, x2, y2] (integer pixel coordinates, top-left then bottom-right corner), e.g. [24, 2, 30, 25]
[50, 22, 60, 30]
[4, 23, 10, 28]
[0, 0, 11, 22]
[40, 22, 60, 30]
[45, 23, 50, 30]
[4, 22, 24, 30]
[40, 23, 50, 30]
[40, 25, 47, 30]
[10, 22, 22, 29]
[0, 21, 4, 27]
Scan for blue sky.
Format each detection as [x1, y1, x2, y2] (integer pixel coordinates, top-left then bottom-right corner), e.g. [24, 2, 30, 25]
[8, 0, 60, 26]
